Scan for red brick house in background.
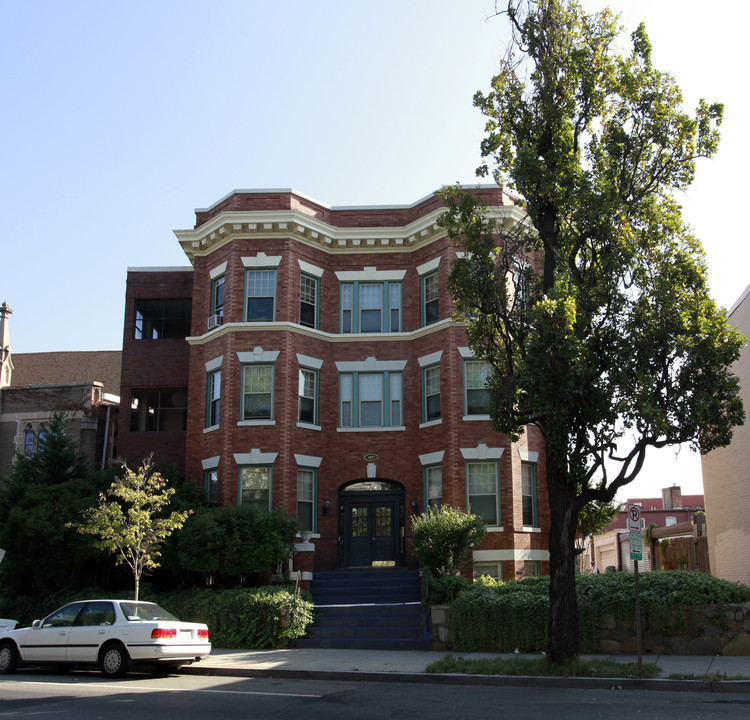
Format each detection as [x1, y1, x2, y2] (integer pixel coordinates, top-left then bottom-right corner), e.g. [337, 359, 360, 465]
[583, 485, 705, 573]
[117, 187, 550, 578]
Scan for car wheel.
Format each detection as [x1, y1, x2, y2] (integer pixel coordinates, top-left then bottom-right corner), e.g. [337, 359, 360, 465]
[99, 642, 129, 678]
[0, 641, 19, 674]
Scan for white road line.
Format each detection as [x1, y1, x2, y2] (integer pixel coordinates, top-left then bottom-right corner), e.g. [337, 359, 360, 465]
[1, 680, 322, 699]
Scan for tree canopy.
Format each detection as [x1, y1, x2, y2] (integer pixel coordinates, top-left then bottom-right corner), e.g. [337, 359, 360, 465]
[440, 0, 744, 664]
[0, 410, 109, 596]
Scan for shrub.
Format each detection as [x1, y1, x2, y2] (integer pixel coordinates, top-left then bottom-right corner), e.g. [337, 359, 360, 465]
[447, 571, 750, 653]
[172, 505, 298, 587]
[411, 506, 486, 578]
[158, 585, 314, 648]
[427, 574, 471, 605]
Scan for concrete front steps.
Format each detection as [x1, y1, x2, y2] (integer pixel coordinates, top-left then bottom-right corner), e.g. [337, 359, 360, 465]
[295, 569, 432, 650]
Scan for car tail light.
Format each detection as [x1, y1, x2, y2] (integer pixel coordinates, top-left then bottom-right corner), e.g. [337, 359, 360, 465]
[198, 629, 209, 640]
[151, 628, 177, 639]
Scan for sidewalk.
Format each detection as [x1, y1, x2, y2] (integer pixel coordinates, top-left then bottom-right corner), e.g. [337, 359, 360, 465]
[180, 648, 750, 694]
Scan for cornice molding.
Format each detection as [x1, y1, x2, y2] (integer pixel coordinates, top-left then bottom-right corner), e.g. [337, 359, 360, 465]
[186, 317, 458, 346]
[174, 204, 526, 262]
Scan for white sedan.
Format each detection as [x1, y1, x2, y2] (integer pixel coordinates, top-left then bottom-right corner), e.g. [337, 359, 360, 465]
[0, 599, 211, 678]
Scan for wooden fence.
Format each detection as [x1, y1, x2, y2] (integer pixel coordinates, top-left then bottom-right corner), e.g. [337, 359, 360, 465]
[652, 534, 709, 573]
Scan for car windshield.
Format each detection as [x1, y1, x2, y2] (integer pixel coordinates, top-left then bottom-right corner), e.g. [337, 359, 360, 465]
[118, 602, 178, 622]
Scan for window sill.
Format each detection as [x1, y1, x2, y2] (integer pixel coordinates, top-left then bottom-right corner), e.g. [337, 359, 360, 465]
[296, 422, 322, 431]
[337, 426, 406, 433]
[419, 418, 442, 429]
[203, 424, 219, 434]
[522, 526, 542, 533]
[484, 526, 504, 533]
[463, 414, 491, 421]
[237, 420, 276, 426]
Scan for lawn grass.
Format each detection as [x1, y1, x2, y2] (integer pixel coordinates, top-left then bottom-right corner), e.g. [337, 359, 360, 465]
[426, 654, 661, 679]
[666, 672, 749, 681]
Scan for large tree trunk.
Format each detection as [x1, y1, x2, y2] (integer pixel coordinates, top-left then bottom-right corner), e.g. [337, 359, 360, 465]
[545, 456, 580, 665]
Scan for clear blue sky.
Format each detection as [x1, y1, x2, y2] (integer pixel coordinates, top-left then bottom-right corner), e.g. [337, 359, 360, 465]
[2, 0, 747, 499]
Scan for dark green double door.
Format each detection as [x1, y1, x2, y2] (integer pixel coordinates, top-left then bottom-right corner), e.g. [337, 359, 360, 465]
[339, 490, 404, 568]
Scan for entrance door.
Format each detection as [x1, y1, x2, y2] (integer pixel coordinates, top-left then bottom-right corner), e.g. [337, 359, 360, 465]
[339, 481, 405, 568]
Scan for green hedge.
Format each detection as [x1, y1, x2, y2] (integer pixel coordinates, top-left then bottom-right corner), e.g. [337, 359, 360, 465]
[0, 585, 314, 650]
[449, 571, 750, 653]
[158, 586, 314, 649]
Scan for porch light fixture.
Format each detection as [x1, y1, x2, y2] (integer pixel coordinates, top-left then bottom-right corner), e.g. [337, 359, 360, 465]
[322, 499, 331, 515]
[410, 498, 419, 512]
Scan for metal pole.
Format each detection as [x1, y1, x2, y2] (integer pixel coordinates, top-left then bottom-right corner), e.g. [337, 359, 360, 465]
[634, 559, 643, 668]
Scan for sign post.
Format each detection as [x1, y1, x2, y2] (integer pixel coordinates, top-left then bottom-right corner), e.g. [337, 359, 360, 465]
[627, 504, 643, 667]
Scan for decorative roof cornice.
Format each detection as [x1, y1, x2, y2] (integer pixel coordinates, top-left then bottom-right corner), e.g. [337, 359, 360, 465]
[174, 187, 526, 262]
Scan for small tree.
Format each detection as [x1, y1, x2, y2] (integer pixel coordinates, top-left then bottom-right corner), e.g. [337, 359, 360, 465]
[411, 506, 486, 578]
[70, 456, 191, 600]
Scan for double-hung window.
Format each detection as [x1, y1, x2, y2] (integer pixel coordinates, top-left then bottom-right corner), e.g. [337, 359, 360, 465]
[239, 466, 271, 511]
[298, 368, 317, 425]
[211, 276, 225, 319]
[425, 465, 442, 509]
[340, 282, 401, 333]
[338, 369, 404, 429]
[245, 270, 276, 321]
[349, 373, 400, 427]
[467, 461, 499, 525]
[464, 359, 491, 416]
[422, 365, 441, 422]
[417, 258, 441, 327]
[337, 269, 405, 334]
[241, 364, 274, 420]
[206, 369, 221, 428]
[422, 272, 439, 325]
[204, 469, 218, 506]
[297, 468, 316, 532]
[300, 274, 318, 328]
[299, 260, 323, 329]
[297, 354, 322, 427]
[522, 462, 538, 527]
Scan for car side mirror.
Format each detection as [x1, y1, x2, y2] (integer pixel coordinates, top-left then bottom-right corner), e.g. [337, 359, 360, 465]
[32, 619, 41, 628]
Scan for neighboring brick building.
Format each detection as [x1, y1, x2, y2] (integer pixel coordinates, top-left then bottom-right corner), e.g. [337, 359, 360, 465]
[117, 187, 550, 577]
[702, 283, 750, 585]
[0, 302, 121, 481]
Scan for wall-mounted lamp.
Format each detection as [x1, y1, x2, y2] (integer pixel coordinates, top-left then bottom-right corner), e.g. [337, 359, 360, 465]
[322, 499, 331, 515]
[410, 498, 419, 512]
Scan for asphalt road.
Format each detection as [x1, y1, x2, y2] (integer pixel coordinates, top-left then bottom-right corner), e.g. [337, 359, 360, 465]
[2, 670, 750, 719]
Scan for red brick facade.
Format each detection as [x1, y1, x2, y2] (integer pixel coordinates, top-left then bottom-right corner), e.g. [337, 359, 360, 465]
[118, 187, 550, 577]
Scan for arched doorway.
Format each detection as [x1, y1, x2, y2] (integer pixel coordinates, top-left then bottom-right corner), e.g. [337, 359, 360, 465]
[338, 480, 405, 568]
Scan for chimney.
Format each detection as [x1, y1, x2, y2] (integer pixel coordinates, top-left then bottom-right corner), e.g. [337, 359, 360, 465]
[662, 485, 682, 510]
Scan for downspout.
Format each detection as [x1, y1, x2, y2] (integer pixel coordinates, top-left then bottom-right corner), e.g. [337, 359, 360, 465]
[100, 404, 111, 470]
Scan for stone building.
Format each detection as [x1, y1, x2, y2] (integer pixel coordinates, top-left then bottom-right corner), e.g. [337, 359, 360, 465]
[0, 302, 120, 482]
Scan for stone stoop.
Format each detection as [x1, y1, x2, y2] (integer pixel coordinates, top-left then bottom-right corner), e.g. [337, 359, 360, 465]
[295, 569, 432, 650]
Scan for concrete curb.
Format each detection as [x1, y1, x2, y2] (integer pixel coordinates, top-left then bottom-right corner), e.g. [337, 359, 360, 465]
[179, 664, 750, 694]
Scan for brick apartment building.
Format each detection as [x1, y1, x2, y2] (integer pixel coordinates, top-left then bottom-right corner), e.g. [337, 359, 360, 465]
[117, 187, 550, 578]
